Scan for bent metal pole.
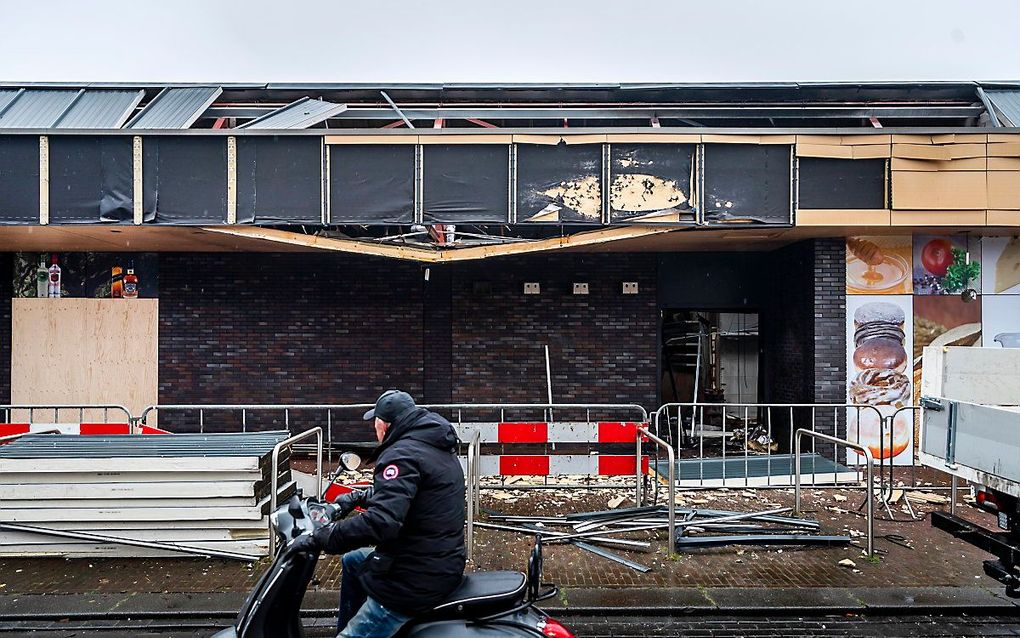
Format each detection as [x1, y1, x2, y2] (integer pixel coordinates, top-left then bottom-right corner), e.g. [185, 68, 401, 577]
[0, 522, 259, 562]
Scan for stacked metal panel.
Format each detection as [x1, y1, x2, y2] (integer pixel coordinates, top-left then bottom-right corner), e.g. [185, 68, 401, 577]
[0, 432, 292, 558]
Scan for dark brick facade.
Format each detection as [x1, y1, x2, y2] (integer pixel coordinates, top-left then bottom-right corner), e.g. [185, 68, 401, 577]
[449, 254, 659, 408]
[158, 252, 659, 435]
[811, 239, 847, 407]
[0, 253, 10, 403]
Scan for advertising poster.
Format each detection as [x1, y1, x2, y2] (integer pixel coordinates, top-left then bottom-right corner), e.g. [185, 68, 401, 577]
[846, 295, 913, 465]
[846, 236, 913, 295]
[982, 295, 1020, 348]
[912, 235, 981, 296]
[913, 294, 982, 397]
[981, 236, 1020, 295]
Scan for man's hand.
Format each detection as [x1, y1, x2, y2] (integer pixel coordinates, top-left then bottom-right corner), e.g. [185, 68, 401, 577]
[289, 533, 320, 554]
[333, 488, 372, 520]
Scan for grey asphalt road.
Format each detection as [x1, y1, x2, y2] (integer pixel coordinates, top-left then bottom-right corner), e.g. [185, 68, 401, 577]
[6, 613, 1020, 638]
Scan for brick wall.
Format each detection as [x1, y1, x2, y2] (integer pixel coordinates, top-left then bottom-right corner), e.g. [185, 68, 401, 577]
[158, 252, 660, 436]
[158, 253, 425, 435]
[757, 239, 846, 451]
[449, 254, 659, 410]
[0, 253, 10, 403]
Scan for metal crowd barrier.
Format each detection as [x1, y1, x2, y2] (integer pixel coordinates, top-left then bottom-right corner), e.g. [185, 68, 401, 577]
[794, 428, 875, 557]
[652, 402, 886, 489]
[0, 404, 134, 433]
[268, 427, 323, 556]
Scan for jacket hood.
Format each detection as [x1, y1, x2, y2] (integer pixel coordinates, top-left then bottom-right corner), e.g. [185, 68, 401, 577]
[369, 407, 458, 461]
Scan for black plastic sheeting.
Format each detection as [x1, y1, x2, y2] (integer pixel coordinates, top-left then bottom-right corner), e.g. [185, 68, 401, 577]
[704, 144, 792, 224]
[48, 137, 133, 224]
[143, 137, 227, 224]
[797, 157, 886, 210]
[517, 144, 603, 224]
[422, 145, 509, 223]
[0, 136, 40, 224]
[330, 145, 414, 224]
[609, 144, 694, 223]
[237, 137, 322, 224]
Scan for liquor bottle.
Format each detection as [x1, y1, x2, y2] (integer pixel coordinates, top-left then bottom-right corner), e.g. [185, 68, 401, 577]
[111, 265, 123, 298]
[47, 254, 61, 299]
[123, 267, 139, 299]
[36, 256, 48, 298]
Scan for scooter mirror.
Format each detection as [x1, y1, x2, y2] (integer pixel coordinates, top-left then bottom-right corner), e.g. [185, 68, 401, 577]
[339, 451, 362, 472]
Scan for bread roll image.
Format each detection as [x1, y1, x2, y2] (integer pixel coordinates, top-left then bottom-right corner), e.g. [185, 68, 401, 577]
[853, 337, 907, 373]
[853, 301, 905, 329]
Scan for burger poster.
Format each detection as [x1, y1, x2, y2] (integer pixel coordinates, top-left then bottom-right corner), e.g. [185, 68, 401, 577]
[912, 235, 981, 296]
[846, 236, 913, 295]
[845, 295, 914, 465]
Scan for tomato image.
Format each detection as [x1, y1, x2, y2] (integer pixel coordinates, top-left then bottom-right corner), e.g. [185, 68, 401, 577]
[921, 238, 954, 277]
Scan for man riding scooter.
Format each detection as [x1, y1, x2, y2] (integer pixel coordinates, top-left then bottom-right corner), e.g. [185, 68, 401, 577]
[292, 390, 466, 638]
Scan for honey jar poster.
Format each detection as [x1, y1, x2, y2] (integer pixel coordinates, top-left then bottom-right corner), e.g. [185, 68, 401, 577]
[11, 252, 158, 299]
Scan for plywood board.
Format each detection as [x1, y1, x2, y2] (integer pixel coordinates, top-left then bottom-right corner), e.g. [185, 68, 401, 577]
[10, 299, 158, 420]
[989, 158, 1020, 171]
[797, 209, 891, 226]
[987, 142, 1020, 158]
[890, 210, 987, 226]
[891, 171, 988, 210]
[511, 134, 607, 145]
[987, 210, 1020, 226]
[988, 171, 1020, 209]
[604, 133, 701, 143]
[417, 134, 512, 144]
[891, 158, 987, 172]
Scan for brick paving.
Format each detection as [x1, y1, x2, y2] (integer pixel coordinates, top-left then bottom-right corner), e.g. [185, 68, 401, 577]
[0, 486, 1003, 597]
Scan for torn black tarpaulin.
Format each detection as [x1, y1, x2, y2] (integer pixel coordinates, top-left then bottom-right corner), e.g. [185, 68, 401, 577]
[329, 144, 414, 224]
[422, 144, 509, 223]
[704, 144, 792, 224]
[236, 136, 322, 224]
[48, 136, 133, 224]
[517, 143, 603, 224]
[0, 136, 40, 224]
[798, 157, 887, 210]
[609, 144, 694, 223]
[143, 136, 226, 224]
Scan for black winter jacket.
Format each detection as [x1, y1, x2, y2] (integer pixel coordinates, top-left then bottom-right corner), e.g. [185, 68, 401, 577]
[314, 407, 466, 615]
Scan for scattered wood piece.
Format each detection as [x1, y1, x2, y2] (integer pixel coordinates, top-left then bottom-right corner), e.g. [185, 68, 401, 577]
[838, 558, 857, 568]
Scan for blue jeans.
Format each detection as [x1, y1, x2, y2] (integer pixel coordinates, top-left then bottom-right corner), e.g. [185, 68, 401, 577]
[338, 547, 411, 638]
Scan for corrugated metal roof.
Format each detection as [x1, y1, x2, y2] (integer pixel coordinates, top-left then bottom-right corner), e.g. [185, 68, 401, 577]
[0, 432, 290, 458]
[54, 89, 145, 128]
[986, 90, 1020, 126]
[0, 88, 146, 128]
[0, 89, 21, 115]
[0, 89, 78, 128]
[239, 96, 347, 129]
[126, 86, 222, 129]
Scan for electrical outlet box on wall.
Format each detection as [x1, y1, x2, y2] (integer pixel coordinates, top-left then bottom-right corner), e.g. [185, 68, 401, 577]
[622, 282, 639, 295]
[572, 282, 589, 295]
[523, 282, 541, 295]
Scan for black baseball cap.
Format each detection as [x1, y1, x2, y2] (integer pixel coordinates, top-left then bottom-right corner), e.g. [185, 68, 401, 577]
[363, 390, 416, 423]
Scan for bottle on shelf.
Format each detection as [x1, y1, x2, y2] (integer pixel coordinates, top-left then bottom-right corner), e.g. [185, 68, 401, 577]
[35, 256, 48, 298]
[123, 266, 139, 299]
[111, 265, 123, 298]
[47, 254, 61, 299]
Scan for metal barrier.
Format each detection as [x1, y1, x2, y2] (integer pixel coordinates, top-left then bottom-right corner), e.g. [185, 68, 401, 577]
[652, 402, 885, 488]
[269, 427, 323, 556]
[466, 430, 481, 561]
[0, 404, 134, 436]
[794, 428, 874, 557]
[638, 426, 676, 551]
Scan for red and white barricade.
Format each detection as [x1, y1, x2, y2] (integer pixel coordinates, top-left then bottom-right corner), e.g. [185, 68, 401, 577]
[455, 421, 649, 477]
[0, 422, 169, 442]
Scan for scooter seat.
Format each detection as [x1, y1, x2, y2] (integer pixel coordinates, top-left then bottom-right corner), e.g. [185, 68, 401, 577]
[428, 571, 527, 618]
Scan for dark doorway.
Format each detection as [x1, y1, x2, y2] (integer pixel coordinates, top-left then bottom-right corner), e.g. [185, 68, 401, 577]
[660, 310, 759, 406]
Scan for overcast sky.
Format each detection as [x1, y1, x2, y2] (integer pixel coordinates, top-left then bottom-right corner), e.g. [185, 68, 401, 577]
[1, 0, 1018, 84]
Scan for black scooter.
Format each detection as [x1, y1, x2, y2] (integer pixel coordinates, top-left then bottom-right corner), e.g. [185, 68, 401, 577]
[212, 458, 574, 638]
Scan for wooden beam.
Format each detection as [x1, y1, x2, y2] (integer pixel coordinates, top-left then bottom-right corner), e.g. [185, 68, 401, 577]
[201, 225, 681, 263]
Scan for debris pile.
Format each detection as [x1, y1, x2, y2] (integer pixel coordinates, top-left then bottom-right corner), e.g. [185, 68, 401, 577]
[477, 504, 850, 572]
